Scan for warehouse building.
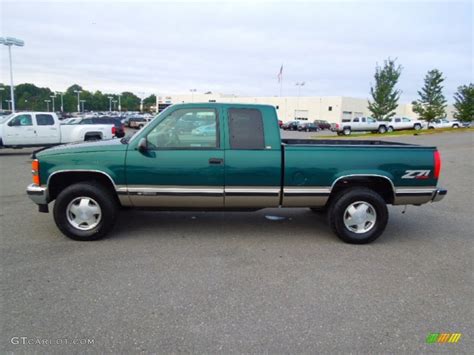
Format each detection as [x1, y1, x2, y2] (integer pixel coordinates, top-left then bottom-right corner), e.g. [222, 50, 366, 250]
[157, 93, 456, 123]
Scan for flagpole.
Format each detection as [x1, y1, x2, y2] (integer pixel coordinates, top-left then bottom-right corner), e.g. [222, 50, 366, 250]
[280, 75, 283, 97]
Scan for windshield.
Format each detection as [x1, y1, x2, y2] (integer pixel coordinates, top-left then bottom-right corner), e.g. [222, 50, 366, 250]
[127, 112, 161, 143]
[0, 114, 13, 124]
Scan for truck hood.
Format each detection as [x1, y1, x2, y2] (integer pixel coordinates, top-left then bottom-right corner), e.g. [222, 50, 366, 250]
[37, 138, 127, 157]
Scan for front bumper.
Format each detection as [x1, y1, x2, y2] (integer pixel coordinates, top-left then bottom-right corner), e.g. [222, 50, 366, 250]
[26, 184, 49, 205]
[431, 188, 447, 202]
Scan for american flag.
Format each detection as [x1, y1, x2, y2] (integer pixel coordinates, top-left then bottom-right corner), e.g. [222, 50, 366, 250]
[277, 65, 283, 83]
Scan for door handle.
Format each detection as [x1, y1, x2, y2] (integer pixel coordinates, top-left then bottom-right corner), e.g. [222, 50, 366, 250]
[209, 158, 224, 165]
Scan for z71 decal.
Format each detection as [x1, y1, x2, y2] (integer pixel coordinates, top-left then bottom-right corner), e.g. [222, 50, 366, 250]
[402, 170, 431, 179]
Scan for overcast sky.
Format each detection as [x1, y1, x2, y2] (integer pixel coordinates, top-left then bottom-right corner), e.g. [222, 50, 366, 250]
[1, 0, 472, 102]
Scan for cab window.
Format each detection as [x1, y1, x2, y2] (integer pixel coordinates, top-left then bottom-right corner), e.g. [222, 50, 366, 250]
[9, 114, 33, 126]
[146, 108, 218, 149]
[395, 118, 401, 123]
[36, 114, 55, 126]
[353, 118, 360, 122]
[228, 108, 265, 149]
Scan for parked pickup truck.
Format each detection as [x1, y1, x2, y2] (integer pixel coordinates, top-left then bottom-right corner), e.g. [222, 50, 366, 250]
[334, 116, 388, 135]
[27, 103, 446, 244]
[0, 112, 115, 148]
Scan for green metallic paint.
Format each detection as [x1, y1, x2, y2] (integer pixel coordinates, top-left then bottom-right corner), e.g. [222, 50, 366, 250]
[33, 103, 439, 209]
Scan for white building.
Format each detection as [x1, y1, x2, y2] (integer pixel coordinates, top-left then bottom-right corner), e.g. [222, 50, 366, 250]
[157, 93, 456, 123]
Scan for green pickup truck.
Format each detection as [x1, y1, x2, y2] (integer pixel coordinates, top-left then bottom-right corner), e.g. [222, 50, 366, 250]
[27, 103, 446, 244]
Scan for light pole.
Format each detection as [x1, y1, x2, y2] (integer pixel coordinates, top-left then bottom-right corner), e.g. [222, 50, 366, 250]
[44, 99, 51, 112]
[80, 100, 86, 112]
[108, 96, 113, 112]
[112, 100, 117, 111]
[5, 100, 12, 111]
[0, 87, 4, 111]
[74, 90, 81, 112]
[56, 92, 64, 112]
[117, 94, 122, 112]
[50, 94, 56, 112]
[1, 37, 25, 113]
[190, 88, 197, 102]
[295, 82, 305, 110]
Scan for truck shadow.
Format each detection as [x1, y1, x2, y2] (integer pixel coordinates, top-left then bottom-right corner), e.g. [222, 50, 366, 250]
[112, 208, 336, 243]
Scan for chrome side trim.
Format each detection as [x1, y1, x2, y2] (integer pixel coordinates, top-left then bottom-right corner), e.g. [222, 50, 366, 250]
[282, 186, 331, 207]
[393, 187, 437, 205]
[225, 186, 280, 207]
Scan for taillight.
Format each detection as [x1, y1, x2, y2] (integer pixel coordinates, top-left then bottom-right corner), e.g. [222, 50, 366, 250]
[112, 126, 116, 135]
[32, 159, 40, 185]
[434, 150, 441, 179]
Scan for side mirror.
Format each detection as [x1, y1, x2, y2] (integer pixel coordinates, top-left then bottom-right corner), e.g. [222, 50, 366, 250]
[138, 137, 148, 153]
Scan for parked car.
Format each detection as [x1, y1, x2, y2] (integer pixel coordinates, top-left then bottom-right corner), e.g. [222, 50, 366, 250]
[428, 119, 461, 129]
[128, 116, 151, 129]
[334, 117, 388, 135]
[0, 112, 115, 148]
[278, 119, 283, 128]
[314, 119, 331, 130]
[387, 117, 426, 132]
[281, 121, 299, 131]
[191, 123, 216, 136]
[27, 103, 446, 245]
[297, 122, 320, 132]
[93, 117, 125, 138]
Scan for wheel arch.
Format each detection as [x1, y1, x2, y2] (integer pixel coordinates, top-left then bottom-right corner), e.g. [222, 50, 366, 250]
[329, 174, 395, 204]
[47, 170, 118, 202]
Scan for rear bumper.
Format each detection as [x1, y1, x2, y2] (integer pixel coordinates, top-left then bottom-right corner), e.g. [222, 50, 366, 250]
[26, 184, 49, 205]
[431, 188, 447, 202]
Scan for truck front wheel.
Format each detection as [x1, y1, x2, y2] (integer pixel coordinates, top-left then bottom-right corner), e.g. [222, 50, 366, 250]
[53, 182, 118, 241]
[328, 187, 388, 244]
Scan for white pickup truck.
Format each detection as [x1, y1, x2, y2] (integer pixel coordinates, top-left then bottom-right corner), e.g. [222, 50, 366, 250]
[0, 112, 115, 148]
[386, 117, 427, 132]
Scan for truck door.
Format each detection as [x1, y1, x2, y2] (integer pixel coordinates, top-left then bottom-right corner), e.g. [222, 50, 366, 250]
[34, 113, 58, 144]
[3, 113, 36, 145]
[223, 107, 282, 208]
[125, 106, 225, 208]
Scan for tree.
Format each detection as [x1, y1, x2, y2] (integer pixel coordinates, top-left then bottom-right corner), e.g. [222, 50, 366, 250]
[412, 69, 447, 122]
[368, 58, 402, 121]
[453, 83, 474, 122]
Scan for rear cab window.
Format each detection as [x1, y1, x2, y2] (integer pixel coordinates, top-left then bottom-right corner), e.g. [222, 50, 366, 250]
[36, 114, 55, 126]
[228, 108, 265, 149]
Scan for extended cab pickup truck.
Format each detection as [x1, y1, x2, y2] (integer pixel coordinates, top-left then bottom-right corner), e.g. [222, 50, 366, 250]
[27, 103, 446, 244]
[0, 112, 115, 148]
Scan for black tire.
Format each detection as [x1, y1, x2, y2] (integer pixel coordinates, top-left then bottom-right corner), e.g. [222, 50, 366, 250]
[328, 187, 388, 244]
[414, 123, 422, 130]
[53, 182, 118, 241]
[387, 126, 394, 132]
[343, 127, 351, 136]
[378, 125, 387, 134]
[452, 124, 459, 128]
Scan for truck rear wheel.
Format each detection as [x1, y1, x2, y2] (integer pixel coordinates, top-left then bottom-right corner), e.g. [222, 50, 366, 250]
[378, 125, 387, 134]
[53, 182, 118, 241]
[328, 187, 388, 244]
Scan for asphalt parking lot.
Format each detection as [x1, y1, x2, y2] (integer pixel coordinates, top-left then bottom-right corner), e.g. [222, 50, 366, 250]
[1, 131, 472, 353]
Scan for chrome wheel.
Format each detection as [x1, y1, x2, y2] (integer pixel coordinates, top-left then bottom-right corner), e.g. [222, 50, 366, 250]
[343, 201, 377, 234]
[66, 197, 102, 231]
